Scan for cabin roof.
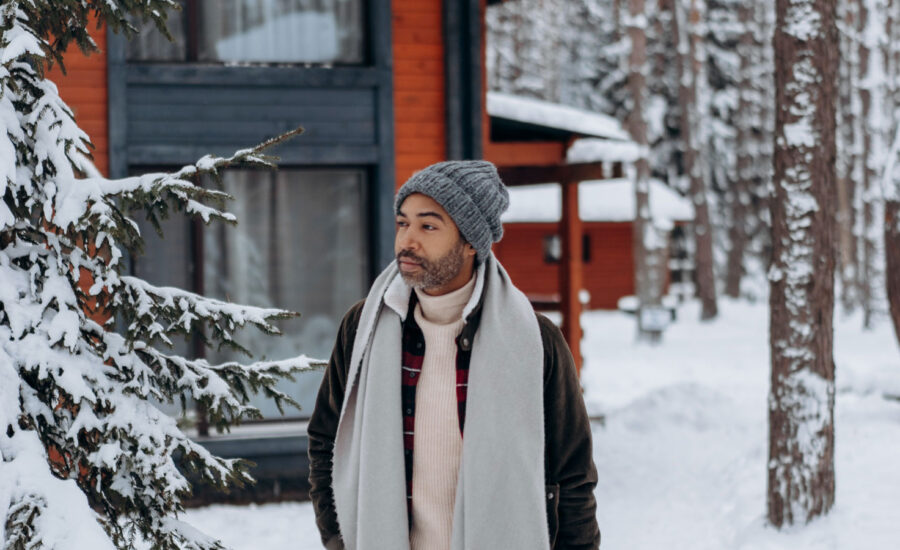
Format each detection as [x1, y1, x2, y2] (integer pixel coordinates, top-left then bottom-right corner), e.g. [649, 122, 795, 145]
[487, 91, 631, 142]
[501, 177, 694, 227]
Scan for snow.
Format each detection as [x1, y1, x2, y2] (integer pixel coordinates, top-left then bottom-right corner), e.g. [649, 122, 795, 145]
[175, 299, 900, 550]
[567, 137, 647, 163]
[501, 177, 694, 225]
[211, 12, 340, 63]
[487, 91, 632, 140]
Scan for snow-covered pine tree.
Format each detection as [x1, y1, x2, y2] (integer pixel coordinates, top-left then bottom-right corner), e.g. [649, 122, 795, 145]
[673, 0, 718, 319]
[485, 0, 569, 101]
[857, 0, 890, 329]
[707, 0, 742, 298]
[625, 0, 667, 342]
[710, 0, 774, 302]
[767, 0, 837, 527]
[0, 2, 315, 548]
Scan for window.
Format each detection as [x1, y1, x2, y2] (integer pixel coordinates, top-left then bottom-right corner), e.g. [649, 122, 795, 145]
[543, 234, 562, 263]
[127, 0, 366, 65]
[131, 168, 369, 419]
[543, 234, 592, 263]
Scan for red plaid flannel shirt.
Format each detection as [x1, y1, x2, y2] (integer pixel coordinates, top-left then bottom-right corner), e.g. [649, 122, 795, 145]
[401, 294, 472, 525]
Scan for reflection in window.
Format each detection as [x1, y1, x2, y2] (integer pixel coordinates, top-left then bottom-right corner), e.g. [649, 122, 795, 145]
[126, 0, 188, 62]
[127, 0, 365, 64]
[542, 234, 592, 264]
[130, 208, 195, 417]
[202, 169, 368, 418]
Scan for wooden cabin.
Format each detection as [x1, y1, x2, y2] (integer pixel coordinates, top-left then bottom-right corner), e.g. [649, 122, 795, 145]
[497, 177, 694, 310]
[49, 0, 502, 502]
[50, 0, 650, 501]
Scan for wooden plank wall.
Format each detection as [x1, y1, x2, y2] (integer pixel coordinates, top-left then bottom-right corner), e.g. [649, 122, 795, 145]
[392, 0, 447, 188]
[49, 20, 109, 175]
[123, 76, 378, 165]
[494, 222, 644, 310]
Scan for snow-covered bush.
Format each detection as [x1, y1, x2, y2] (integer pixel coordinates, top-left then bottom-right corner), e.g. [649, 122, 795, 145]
[1, 2, 315, 548]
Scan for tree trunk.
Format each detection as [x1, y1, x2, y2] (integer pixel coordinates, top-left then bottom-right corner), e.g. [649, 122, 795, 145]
[836, 0, 860, 311]
[887, 200, 900, 346]
[725, 2, 755, 298]
[751, 0, 776, 272]
[767, 0, 837, 528]
[673, 0, 717, 319]
[887, 1, 900, 348]
[857, 0, 889, 329]
[627, 0, 664, 342]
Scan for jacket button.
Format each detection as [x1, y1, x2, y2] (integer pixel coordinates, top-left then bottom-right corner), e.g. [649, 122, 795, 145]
[409, 371, 417, 378]
[416, 342, 423, 349]
[547, 492, 554, 500]
[461, 337, 470, 348]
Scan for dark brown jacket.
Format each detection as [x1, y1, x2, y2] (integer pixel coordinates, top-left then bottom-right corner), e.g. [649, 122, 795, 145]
[307, 297, 601, 549]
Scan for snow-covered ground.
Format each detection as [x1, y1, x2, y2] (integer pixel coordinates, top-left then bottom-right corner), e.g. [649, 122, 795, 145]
[182, 300, 900, 549]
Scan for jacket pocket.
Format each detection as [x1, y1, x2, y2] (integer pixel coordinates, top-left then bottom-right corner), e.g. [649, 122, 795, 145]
[546, 483, 560, 548]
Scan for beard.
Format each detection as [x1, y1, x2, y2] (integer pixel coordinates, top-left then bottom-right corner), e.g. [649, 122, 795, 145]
[396, 239, 466, 291]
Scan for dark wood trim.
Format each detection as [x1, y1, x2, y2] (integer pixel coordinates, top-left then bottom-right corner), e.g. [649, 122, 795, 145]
[443, 0, 484, 160]
[444, 0, 463, 160]
[371, 0, 396, 274]
[124, 64, 381, 88]
[107, 29, 128, 178]
[127, 144, 380, 166]
[468, 0, 485, 160]
[186, 0, 199, 61]
[497, 162, 606, 186]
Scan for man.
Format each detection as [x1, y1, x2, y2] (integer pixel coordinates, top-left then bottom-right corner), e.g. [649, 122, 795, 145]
[308, 160, 600, 550]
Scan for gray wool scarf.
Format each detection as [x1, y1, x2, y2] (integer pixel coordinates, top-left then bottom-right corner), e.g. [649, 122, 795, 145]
[332, 253, 549, 550]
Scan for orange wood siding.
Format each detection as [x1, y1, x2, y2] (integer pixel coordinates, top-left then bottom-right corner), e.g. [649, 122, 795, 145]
[48, 21, 108, 176]
[484, 141, 567, 167]
[392, 0, 446, 188]
[493, 223, 562, 296]
[495, 222, 670, 310]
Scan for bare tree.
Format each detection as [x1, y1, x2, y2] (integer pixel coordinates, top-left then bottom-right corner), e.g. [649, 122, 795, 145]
[627, 0, 666, 341]
[673, 0, 718, 318]
[767, 0, 838, 528]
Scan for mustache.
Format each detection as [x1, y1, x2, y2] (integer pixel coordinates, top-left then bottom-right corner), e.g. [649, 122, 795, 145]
[396, 250, 424, 263]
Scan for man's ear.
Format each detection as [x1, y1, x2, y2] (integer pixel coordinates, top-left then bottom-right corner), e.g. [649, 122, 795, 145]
[464, 242, 477, 257]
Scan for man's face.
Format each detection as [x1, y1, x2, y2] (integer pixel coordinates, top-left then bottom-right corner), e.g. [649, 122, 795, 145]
[395, 193, 475, 295]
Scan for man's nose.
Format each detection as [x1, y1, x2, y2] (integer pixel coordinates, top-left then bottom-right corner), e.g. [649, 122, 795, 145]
[397, 229, 418, 251]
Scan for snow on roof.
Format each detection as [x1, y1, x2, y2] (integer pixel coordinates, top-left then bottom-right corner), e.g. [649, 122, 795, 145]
[487, 91, 632, 141]
[501, 178, 694, 227]
[566, 137, 647, 163]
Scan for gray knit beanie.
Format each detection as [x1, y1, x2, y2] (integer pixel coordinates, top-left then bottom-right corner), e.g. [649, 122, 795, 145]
[394, 160, 510, 262]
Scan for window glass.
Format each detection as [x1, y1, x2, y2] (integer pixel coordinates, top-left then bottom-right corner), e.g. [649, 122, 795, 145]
[543, 234, 561, 263]
[130, 208, 195, 417]
[202, 168, 368, 419]
[126, 1, 188, 61]
[127, 0, 365, 64]
[542, 234, 592, 263]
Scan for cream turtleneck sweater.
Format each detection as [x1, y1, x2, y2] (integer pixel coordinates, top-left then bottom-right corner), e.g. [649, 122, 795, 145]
[409, 274, 476, 550]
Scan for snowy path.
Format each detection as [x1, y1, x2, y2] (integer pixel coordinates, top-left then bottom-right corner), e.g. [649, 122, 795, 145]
[182, 300, 900, 549]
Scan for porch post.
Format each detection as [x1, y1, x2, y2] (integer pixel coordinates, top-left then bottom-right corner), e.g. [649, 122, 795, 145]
[560, 179, 584, 375]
